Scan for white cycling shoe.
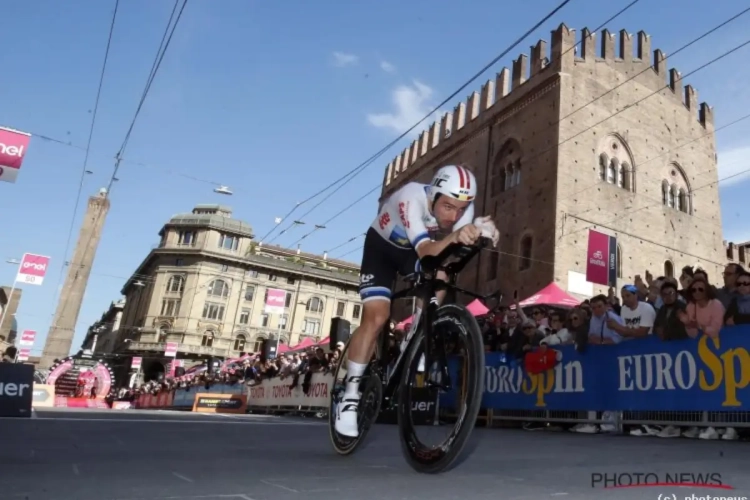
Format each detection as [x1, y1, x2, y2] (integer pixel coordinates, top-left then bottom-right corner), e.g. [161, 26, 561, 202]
[335, 396, 360, 438]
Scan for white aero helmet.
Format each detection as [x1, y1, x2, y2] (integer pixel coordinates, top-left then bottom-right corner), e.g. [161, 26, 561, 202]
[429, 165, 477, 203]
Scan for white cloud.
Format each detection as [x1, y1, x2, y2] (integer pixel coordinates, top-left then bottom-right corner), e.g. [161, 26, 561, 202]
[367, 81, 439, 135]
[332, 52, 358, 67]
[717, 146, 750, 186]
[380, 60, 396, 73]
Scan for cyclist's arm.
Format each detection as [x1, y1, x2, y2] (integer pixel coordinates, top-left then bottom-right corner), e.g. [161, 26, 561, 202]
[415, 202, 475, 258]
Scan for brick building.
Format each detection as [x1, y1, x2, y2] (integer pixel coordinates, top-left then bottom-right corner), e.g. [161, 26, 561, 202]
[380, 24, 728, 301]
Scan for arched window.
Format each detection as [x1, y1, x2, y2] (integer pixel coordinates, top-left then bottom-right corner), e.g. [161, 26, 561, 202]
[607, 159, 617, 184]
[664, 260, 674, 278]
[512, 160, 521, 186]
[616, 244, 623, 279]
[252, 336, 266, 353]
[207, 279, 229, 298]
[662, 181, 670, 206]
[679, 189, 689, 214]
[506, 163, 515, 189]
[166, 275, 185, 293]
[519, 235, 533, 271]
[157, 324, 168, 343]
[201, 331, 215, 347]
[306, 296, 324, 313]
[233, 334, 246, 352]
[598, 154, 607, 181]
[620, 162, 631, 191]
[670, 185, 679, 210]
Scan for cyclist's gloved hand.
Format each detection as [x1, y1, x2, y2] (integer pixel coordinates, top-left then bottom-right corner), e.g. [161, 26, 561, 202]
[473, 216, 499, 247]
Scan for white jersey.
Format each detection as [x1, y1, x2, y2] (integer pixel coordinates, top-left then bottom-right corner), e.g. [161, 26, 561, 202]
[370, 182, 475, 249]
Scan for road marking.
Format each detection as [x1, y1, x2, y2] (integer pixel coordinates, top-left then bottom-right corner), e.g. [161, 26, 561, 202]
[72, 464, 80, 476]
[171, 472, 194, 483]
[260, 479, 299, 493]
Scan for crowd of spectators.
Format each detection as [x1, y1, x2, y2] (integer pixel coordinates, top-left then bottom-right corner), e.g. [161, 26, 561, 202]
[475, 262, 748, 441]
[121, 342, 346, 402]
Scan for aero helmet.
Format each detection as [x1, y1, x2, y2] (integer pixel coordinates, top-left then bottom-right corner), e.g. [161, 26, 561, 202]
[429, 165, 477, 203]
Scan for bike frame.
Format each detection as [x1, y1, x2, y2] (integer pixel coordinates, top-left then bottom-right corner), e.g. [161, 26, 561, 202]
[373, 241, 499, 407]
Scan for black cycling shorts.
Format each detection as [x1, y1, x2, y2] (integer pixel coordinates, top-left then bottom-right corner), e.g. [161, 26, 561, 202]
[358, 227, 420, 303]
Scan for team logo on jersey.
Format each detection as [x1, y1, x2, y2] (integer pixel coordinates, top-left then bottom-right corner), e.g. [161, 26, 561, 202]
[378, 212, 391, 230]
[359, 274, 374, 284]
[398, 201, 409, 228]
[388, 226, 410, 247]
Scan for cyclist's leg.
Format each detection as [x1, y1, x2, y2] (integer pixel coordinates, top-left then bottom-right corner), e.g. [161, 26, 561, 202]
[335, 228, 398, 437]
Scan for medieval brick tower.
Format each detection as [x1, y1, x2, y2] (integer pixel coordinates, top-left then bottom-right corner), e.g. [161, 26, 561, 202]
[40, 188, 110, 368]
[380, 25, 725, 301]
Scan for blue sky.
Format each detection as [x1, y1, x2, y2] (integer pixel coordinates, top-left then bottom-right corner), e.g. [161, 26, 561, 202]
[2, 0, 749, 355]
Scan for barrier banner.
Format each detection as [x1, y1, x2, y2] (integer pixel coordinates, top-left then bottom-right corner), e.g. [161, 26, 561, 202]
[31, 383, 55, 408]
[247, 372, 330, 407]
[0, 363, 34, 417]
[192, 393, 247, 414]
[112, 401, 132, 410]
[466, 325, 750, 412]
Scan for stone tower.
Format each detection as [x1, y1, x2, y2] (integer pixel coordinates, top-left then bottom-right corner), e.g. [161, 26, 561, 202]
[380, 25, 724, 302]
[40, 188, 111, 368]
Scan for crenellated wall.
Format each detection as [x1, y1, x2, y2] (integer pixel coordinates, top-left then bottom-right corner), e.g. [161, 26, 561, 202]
[381, 24, 713, 196]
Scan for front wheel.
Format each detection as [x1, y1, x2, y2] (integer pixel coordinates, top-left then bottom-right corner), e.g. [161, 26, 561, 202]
[397, 304, 485, 473]
[328, 338, 383, 456]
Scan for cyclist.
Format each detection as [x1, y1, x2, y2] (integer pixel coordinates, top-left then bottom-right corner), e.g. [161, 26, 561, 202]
[335, 164, 499, 437]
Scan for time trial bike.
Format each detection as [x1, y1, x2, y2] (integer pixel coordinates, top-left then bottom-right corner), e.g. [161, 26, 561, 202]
[328, 237, 497, 473]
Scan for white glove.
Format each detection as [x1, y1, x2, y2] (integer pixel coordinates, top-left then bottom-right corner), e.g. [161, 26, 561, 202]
[473, 216, 499, 247]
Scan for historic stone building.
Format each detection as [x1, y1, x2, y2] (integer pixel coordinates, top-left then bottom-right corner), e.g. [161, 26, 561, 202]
[380, 24, 729, 300]
[116, 204, 360, 380]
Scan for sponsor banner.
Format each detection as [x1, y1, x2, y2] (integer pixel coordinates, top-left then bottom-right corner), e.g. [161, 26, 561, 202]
[192, 393, 248, 414]
[16, 253, 51, 286]
[0, 126, 31, 184]
[31, 383, 54, 408]
[0, 363, 34, 417]
[19, 330, 36, 347]
[165, 342, 178, 358]
[17, 348, 31, 361]
[585, 230, 617, 287]
[247, 372, 330, 407]
[441, 325, 750, 412]
[264, 288, 286, 314]
[131, 356, 142, 369]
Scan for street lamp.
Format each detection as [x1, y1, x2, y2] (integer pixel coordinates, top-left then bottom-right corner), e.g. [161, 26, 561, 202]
[0, 258, 22, 332]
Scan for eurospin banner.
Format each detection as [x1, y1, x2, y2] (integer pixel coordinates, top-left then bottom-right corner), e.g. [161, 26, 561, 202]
[450, 325, 750, 412]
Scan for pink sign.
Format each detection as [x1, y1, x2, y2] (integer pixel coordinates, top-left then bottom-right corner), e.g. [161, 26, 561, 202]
[18, 329, 36, 347]
[0, 127, 31, 184]
[131, 356, 142, 369]
[16, 253, 51, 286]
[165, 342, 178, 358]
[17, 348, 31, 361]
[264, 288, 287, 314]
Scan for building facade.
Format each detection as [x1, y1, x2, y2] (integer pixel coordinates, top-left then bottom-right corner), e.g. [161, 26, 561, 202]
[381, 24, 727, 300]
[116, 205, 361, 378]
[81, 298, 126, 354]
[0, 286, 22, 348]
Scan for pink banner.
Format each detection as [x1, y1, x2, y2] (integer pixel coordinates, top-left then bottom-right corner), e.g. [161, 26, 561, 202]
[586, 230, 610, 286]
[19, 329, 36, 347]
[264, 288, 286, 314]
[0, 127, 31, 184]
[165, 342, 178, 358]
[16, 253, 51, 286]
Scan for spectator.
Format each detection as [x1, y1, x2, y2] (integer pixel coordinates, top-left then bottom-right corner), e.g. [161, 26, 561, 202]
[615, 284, 656, 339]
[588, 294, 625, 345]
[653, 281, 689, 340]
[679, 277, 725, 339]
[724, 271, 750, 326]
[717, 263, 746, 309]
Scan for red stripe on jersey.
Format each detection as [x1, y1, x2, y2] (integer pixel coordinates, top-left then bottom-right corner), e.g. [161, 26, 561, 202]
[456, 166, 466, 188]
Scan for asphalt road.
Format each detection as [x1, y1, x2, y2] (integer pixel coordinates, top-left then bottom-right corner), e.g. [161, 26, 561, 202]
[1, 408, 749, 500]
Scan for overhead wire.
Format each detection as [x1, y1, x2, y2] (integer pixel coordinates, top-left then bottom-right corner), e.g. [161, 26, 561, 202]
[297, 9, 750, 250]
[261, 0, 581, 244]
[47, 1, 189, 332]
[48, 0, 121, 324]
